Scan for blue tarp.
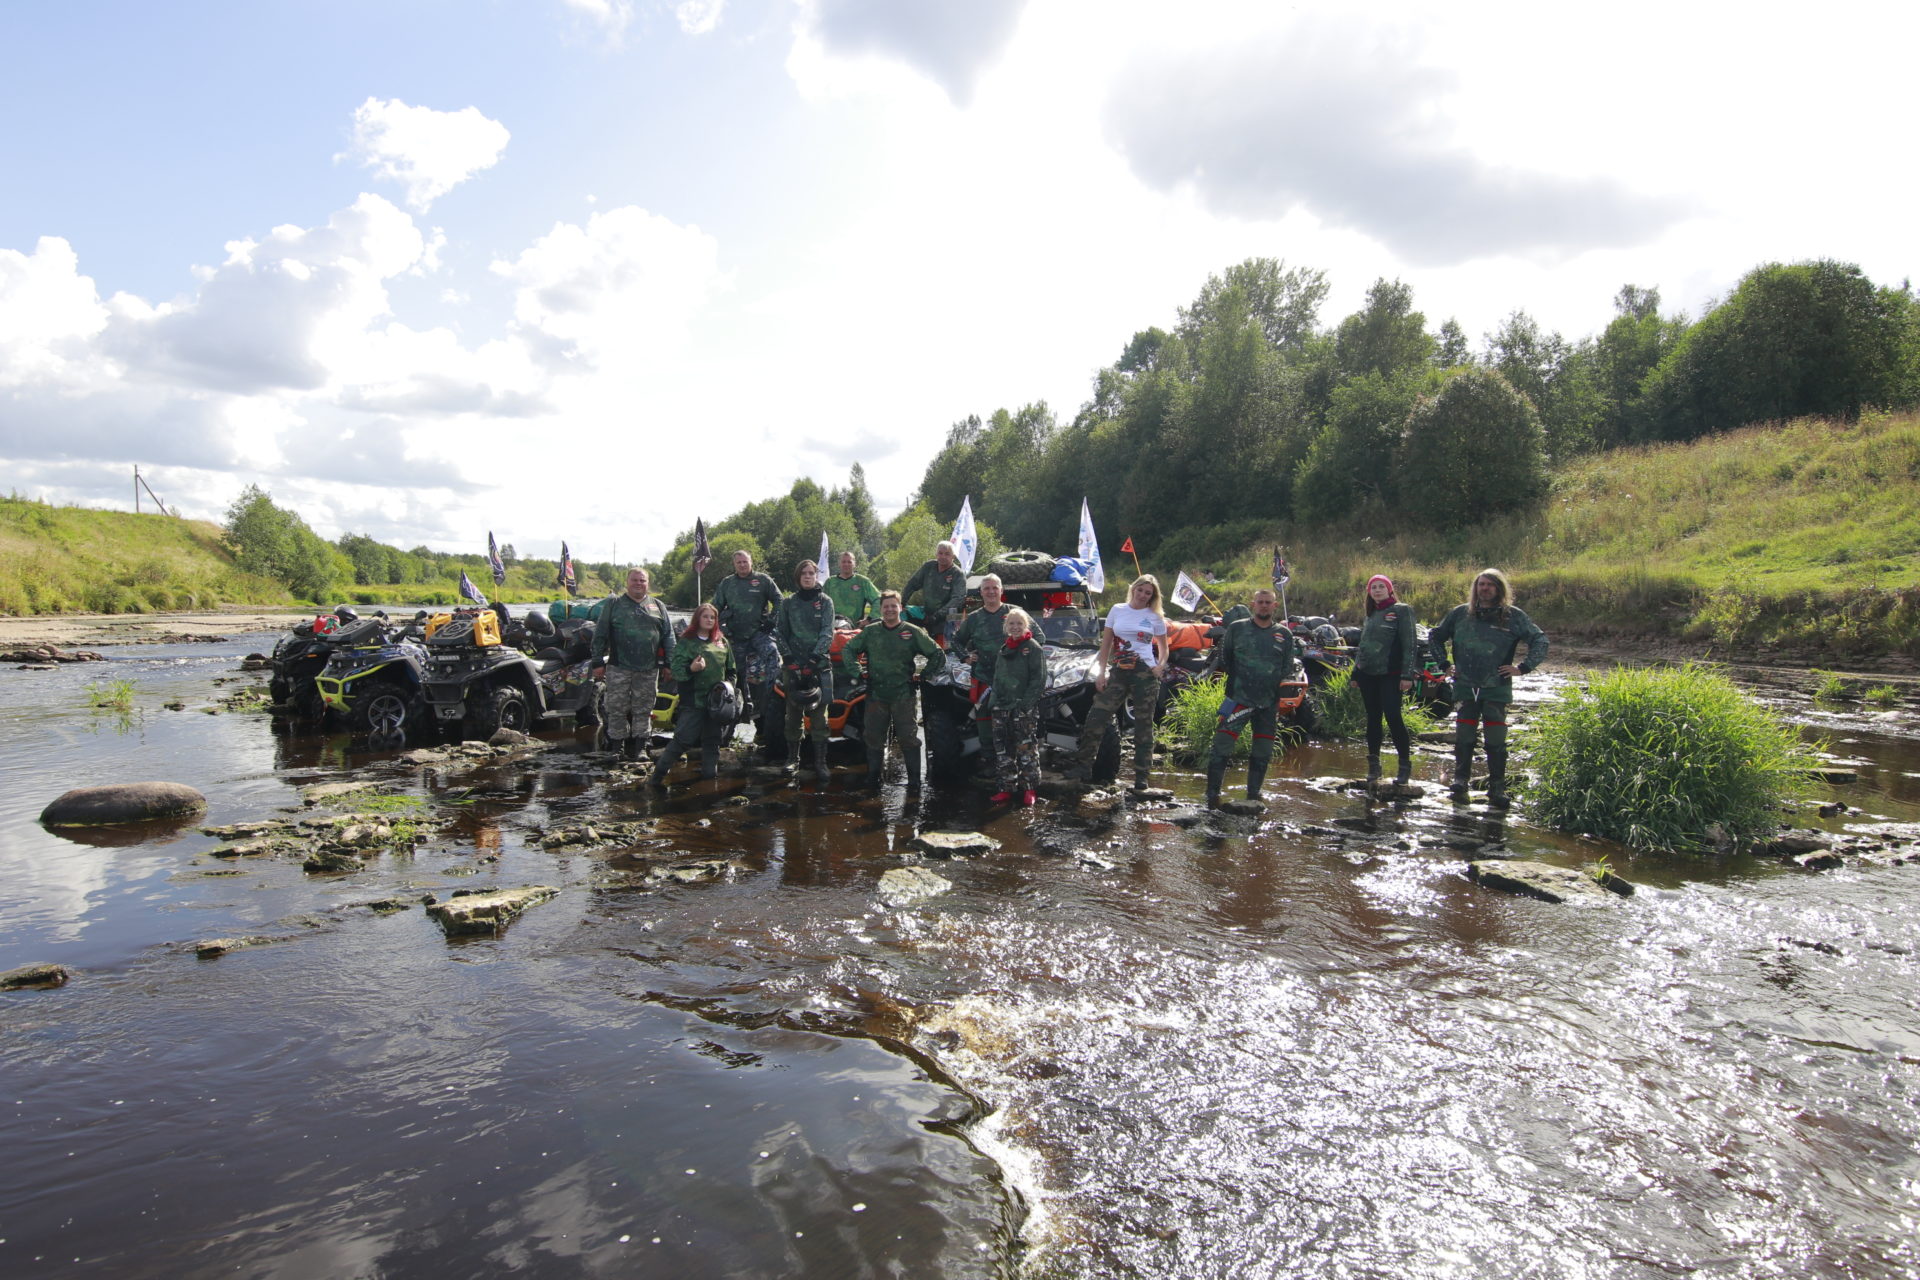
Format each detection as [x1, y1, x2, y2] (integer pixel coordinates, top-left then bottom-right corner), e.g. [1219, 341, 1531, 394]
[1050, 557, 1097, 587]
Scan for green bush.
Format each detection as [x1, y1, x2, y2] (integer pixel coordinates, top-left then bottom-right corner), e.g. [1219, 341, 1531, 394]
[1864, 684, 1901, 707]
[1811, 669, 1853, 701]
[1157, 676, 1245, 762]
[1522, 664, 1819, 853]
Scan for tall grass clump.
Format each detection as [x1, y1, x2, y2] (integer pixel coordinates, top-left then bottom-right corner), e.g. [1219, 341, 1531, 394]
[1310, 666, 1441, 740]
[1157, 676, 1244, 762]
[1523, 664, 1819, 854]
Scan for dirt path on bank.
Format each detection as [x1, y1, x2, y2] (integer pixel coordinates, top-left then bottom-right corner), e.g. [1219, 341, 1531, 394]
[0, 608, 307, 649]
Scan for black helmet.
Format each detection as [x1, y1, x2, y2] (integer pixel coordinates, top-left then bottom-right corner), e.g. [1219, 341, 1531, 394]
[1303, 615, 1329, 630]
[525, 611, 555, 638]
[789, 668, 824, 709]
[1313, 623, 1340, 647]
[334, 605, 360, 623]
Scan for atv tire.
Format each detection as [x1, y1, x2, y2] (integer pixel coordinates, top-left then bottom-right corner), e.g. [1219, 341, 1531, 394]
[269, 675, 293, 707]
[988, 550, 1058, 585]
[293, 681, 326, 722]
[923, 696, 971, 783]
[348, 681, 414, 738]
[465, 684, 532, 741]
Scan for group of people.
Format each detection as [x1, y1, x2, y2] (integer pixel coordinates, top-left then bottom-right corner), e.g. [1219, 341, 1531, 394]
[589, 545, 1549, 811]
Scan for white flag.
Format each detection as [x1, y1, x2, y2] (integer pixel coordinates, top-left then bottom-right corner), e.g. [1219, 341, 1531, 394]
[950, 496, 978, 575]
[1077, 498, 1105, 594]
[818, 530, 830, 576]
[1172, 570, 1204, 614]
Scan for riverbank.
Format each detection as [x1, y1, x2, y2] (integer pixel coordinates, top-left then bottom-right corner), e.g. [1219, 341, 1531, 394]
[0, 607, 306, 648]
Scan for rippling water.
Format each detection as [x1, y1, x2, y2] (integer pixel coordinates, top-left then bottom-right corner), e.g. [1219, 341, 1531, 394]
[3, 641, 1916, 1278]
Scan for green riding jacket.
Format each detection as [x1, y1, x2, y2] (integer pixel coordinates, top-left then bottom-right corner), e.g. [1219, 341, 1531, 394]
[593, 593, 676, 671]
[902, 559, 967, 626]
[842, 619, 942, 702]
[712, 571, 782, 642]
[823, 572, 881, 623]
[991, 635, 1047, 713]
[774, 588, 836, 668]
[669, 634, 735, 699]
[1218, 618, 1298, 706]
[952, 603, 1011, 683]
[1354, 603, 1418, 680]
[1428, 604, 1549, 703]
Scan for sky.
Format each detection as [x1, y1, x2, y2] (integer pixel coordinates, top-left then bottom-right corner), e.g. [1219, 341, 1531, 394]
[2, 0, 1913, 565]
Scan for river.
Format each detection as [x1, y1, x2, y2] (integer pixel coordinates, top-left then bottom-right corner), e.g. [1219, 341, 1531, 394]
[2, 634, 1917, 1278]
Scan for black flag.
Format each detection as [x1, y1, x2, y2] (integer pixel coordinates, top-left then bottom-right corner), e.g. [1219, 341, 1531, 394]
[692, 518, 712, 575]
[558, 542, 577, 597]
[1271, 548, 1290, 589]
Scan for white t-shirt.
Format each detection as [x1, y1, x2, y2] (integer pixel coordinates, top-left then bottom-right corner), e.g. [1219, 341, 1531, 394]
[1104, 603, 1168, 665]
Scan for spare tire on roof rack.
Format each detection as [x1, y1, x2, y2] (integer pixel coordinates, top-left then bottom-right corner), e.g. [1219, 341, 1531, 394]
[987, 550, 1058, 584]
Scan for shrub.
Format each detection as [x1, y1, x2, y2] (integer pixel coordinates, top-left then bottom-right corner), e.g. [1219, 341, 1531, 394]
[1864, 684, 1901, 707]
[1522, 664, 1819, 853]
[1398, 367, 1550, 530]
[1811, 669, 1853, 701]
[1310, 665, 1440, 740]
[1158, 675, 1243, 762]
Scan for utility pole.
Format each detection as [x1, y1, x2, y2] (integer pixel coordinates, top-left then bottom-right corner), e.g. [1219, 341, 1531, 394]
[134, 466, 140, 514]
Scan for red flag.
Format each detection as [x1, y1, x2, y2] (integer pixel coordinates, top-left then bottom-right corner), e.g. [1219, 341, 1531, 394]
[1120, 536, 1135, 554]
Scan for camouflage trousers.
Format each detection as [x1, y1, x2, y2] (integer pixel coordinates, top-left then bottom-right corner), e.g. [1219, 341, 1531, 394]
[864, 695, 920, 767]
[1077, 664, 1159, 771]
[604, 666, 659, 740]
[993, 703, 1040, 793]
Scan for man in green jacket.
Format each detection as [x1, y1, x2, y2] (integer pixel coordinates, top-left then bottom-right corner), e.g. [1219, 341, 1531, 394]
[902, 541, 967, 640]
[591, 568, 676, 762]
[1207, 588, 1297, 807]
[951, 572, 1012, 773]
[712, 549, 784, 758]
[823, 551, 881, 624]
[842, 589, 942, 789]
[1427, 568, 1548, 808]
[775, 559, 837, 786]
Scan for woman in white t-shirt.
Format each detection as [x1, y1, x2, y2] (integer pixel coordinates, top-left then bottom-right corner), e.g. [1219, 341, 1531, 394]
[1062, 575, 1169, 789]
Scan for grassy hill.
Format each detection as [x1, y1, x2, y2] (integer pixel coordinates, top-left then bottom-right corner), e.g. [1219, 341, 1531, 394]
[0, 499, 291, 615]
[1193, 410, 1920, 661]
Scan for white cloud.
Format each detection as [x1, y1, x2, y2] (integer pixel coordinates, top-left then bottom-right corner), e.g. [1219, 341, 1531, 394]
[0, 237, 110, 385]
[344, 97, 510, 211]
[676, 0, 725, 36]
[560, 0, 634, 40]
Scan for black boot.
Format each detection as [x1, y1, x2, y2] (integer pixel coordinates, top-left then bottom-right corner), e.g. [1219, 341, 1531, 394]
[1450, 721, 1477, 801]
[865, 750, 885, 789]
[905, 755, 922, 791]
[812, 740, 831, 789]
[622, 735, 642, 762]
[1485, 723, 1510, 808]
[1365, 754, 1382, 789]
[650, 745, 681, 789]
[1205, 757, 1226, 809]
[698, 728, 721, 780]
[1394, 752, 1412, 789]
[1246, 760, 1269, 802]
[1133, 765, 1151, 792]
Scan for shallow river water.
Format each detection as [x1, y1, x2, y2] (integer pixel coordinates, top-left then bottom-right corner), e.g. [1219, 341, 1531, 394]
[2, 636, 1918, 1279]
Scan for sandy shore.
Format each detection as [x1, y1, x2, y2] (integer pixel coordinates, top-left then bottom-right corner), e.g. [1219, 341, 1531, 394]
[0, 608, 309, 649]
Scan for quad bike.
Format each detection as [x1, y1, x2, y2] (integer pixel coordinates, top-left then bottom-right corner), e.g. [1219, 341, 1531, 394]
[314, 613, 430, 737]
[269, 607, 357, 720]
[420, 607, 605, 741]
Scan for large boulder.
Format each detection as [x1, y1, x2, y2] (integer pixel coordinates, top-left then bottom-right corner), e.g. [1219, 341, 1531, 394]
[40, 782, 207, 827]
[427, 886, 559, 936]
[1466, 859, 1624, 905]
[2, 962, 71, 989]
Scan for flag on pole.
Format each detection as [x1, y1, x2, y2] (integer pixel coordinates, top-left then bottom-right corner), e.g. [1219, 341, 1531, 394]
[1172, 570, 1204, 614]
[1077, 498, 1105, 593]
[818, 530, 830, 575]
[950, 496, 978, 574]
[459, 570, 488, 607]
[1120, 536, 1135, 554]
[1271, 548, 1290, 588]
[691, 519, 712, 575]
[487, 532, 506, 586]
[558, 541, 577, 597]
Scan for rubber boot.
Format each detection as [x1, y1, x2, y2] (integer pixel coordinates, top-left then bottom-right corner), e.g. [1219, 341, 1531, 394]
[1485, 723, 1510, 809]
[975, 720, 999, 776]
[1133, 766, 1150, 792]
[650, 744, 681, 789]
[812, 739, 831, 789]
[905, 755, 923, 792]
[698, 728, 720, 780]
[622, 735, 642, 762]
[1449, 722, 1477, 802]
[865, 750, 885, 790]
[1394, 752, 1412, 789]
[1246, 759, 1269, 803]
[1365, 754, 1382, 790]
[1205, 757, 1226, 809]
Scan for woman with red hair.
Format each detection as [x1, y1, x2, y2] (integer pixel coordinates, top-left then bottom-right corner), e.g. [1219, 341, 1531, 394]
[653, 603, 735, 786]
[1352, 574, 1417, 791]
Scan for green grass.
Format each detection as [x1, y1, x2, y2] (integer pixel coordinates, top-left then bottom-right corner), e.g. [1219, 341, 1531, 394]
[1864, 684, 1901, 707]
[84, 678, 136, 712]
[1156, 410, 1920, 659]
[1811, 670, 1853, 701]
[1521, 664, 1820, 854]
[1158, 676, 1244, 762]
[352, 793, 428, 815]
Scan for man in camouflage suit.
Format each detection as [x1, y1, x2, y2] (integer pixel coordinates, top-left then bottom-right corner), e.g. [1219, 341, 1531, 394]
[951, 572, 1011, 775]
[902, 540, 967, 641]
[842, 590, 942, 789]
[1206, 588, 1297, 808]
[712, 550, 784, 759]
[591, 568, 676, 762]
[1426, 569, 1548, 808]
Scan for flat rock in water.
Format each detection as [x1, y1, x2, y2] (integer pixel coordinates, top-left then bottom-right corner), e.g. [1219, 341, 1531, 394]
[302, 847, 365, 874]
[193, 936, 276, 958]
[401, 748, 455, 765]
[2, 962, 71, 990]
[1217, 799, 1264, 817]
[910, 831, 1001, 857]
[1807, 767, 1858, 784]
[488, 728, 530, 746]
[647, 858, 742, 884]
[1467, 859, 1618, 905]
[302, 780, 380, 805]
[427, 885, 559, 935]
[1791, 850, 1846, 871]
[40, 782, 207, 827]
[877, 866, 952, 906]
[1077, 790, 1124, 817]
[1761, 831, 1832, 858]
[1130, 787, 1176, 802]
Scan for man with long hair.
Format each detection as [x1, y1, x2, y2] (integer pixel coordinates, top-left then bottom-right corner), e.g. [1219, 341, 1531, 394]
[1427, 568, 1549, 808]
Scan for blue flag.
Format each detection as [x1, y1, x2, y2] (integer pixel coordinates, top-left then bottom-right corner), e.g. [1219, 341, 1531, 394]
[487, 532, 506, 586]
[459, 570, 488, 607]
[558, 541, 576, 597]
